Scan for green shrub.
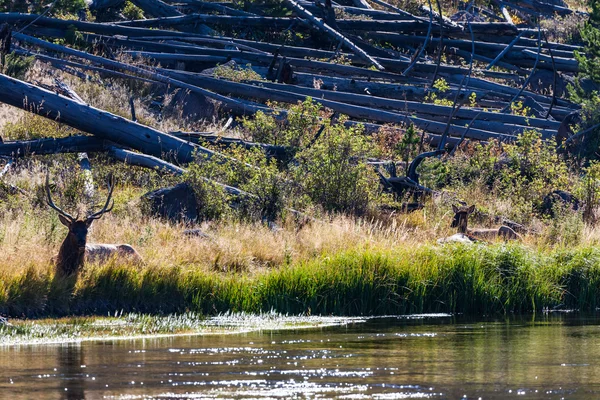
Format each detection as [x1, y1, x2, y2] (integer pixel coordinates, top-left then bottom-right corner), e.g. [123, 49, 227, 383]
[577, 161, 600, 223]
[395, 123, 420, 175]
[182, 154, 232, 222]
[498, 130, 570, 206]
[241, 98, 322, 149]
[292, 118, 379, 215]
[184, 146, 291, 221]
[213, 63, 262, 82]
[122, 0, 144, 20]
[3, 53, 34, 80]
[574, 0, 600, 87]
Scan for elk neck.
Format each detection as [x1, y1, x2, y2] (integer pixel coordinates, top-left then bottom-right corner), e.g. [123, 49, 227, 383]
[453, 212, 469, 234]
[56, 229, 87, 277]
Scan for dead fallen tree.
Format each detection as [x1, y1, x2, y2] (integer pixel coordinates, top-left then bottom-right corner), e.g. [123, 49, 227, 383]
[283, 0, 384, 70]
[161, 68, 523, 141]
[0, 135, 108, 157]
[0, 73, 214, 164]
[12, 32, 555, 142]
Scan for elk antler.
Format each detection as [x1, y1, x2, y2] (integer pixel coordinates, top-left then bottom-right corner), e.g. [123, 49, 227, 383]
[46, 173, 75, 222]
[86, 173, 115, 221]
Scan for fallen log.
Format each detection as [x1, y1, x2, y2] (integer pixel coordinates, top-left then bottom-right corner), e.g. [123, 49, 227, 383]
[349, 0, 373, 9]
[369, 32, 580, 55]
[0, 136, 254, 196]
[253, 80, 560, 131]
[19, 37, 572, 124]
[81, 33, 395, 64]
[442, 73, 575, 110]
[13, 15, 524, 80]
[168, 0, 256, 16]
[486, 31, 525, 70]
[132, 0, 183, 17]
[0, 135, 107, 157]
[500, 0, 578, 15]
[493, 0, 515, 25]
[281, 0, 384, 70]
[107, 146, 187, 175]
[123, 49, 515, 84]
[0, 13, 220, 39]
[521, 49, 578, 72]
[12, 32, 264, 115]
[171, 132, 291, 159]
[287, 69, 508, 103]
[111, 13, 529, 38]
[15, 47, 161, 85]
[364, 0, 421, 20]
[299, 1, 420, 21]
[90, 0, 124, 10]
[0, 73, 215, 164]
[161, 68, 522, 141]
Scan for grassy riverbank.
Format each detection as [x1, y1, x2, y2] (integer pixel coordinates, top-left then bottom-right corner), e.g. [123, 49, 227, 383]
[3, 45, 600, 319]
[2, 239, 600, 318]
[0, 312, 365, 345]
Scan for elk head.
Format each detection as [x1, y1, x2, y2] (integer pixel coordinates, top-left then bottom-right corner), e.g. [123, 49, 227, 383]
[47, 173, 115, 276]
[451, 204, 475, 233]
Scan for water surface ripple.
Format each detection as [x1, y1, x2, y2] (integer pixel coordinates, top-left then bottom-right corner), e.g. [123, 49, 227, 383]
[2, 313, 600, 399]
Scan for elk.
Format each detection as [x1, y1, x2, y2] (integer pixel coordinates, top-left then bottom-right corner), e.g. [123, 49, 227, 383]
[47, 174, 142, 277]
[451, 204, 521, 241]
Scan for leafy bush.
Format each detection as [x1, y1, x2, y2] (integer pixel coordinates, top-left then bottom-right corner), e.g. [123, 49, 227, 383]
[577, 161, 600, 223]
[395, 124, 420, 175]
[574, 0, 600, 86]
[226, 99, 381, 217]
[241, 98, 322, 149]
[122, 0, 144, 20]
[544, 206, 585, 247]
[425, 78, 453, 106]
[3, 53, 34, 80]
[184, 146, 291, 221]
[424, 130, 571, 221]
[213, 63, 262, 83]
[498, 130, 570, 206]
[566, 0, 600, 158]
[292, 118, 379, 215]
[182, 154, 233, 222]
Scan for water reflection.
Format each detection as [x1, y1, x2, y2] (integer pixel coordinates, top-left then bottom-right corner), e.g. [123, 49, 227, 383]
[1, 314, 600, 399]
[58, 344, 85, 400]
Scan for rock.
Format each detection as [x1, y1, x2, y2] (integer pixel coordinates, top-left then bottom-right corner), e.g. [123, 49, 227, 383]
[557, 111, 585, 155]
[557, 110, 583, 145]
[183, 229, 210, 239]
[163, 88, 220, 122]
[541, 190, 581, 216]
[529, 70, 571, 99]
[561, 75, 600, 98]
[267, 220, 283, 233]
[450, 10, 484, 22]
[142, 183, 199, 223]
[201, 59, 238, 76]
[521, 97, 548, 119]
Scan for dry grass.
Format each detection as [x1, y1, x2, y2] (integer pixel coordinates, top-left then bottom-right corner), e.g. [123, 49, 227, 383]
[541, 13, 586, 44]
[0, 176, 593, 282]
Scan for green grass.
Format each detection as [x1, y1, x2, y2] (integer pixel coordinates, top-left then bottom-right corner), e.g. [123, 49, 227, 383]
[2, 243, 600, 318]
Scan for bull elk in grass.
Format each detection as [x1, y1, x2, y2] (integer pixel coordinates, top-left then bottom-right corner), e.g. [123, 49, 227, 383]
[451, 204, 521, 241]
[47, 174, 142, 277]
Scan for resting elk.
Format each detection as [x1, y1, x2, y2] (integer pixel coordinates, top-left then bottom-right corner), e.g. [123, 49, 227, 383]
[451, 204, 521, 241]
[47, 174, 142, 277]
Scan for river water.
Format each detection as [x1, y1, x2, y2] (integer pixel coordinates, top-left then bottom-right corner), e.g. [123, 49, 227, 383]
[2, 313, 600, 399]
